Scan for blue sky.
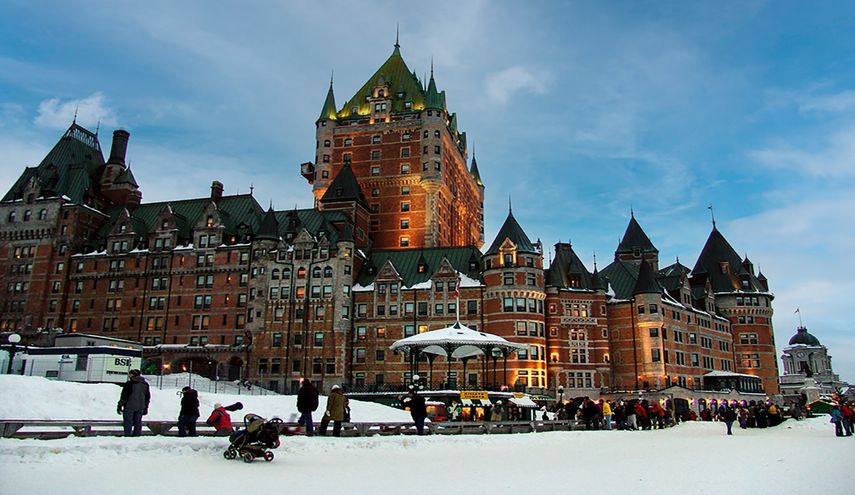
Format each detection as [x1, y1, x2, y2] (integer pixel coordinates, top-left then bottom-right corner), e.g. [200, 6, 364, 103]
[2, 1, 854, 383]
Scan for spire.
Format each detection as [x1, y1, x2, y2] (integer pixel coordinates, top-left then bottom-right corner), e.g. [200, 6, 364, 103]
[615, 213, 658, 258]
[470, 150, 484, 187]
[318, 74, 338, 122]
[256, 205, 280, 241]
[395, 24, 400, 49]
[632, 260, 660, 295]
[486, 206, 538, 255]
[708, 204, 716, 230]
[319, 162, 369, 207]
[508, 195, 512, 214]
[425, 61, 443, 109]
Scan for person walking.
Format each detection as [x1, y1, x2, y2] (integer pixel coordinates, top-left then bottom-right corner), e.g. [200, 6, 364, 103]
[408, 390, 428, 435]
[830, 405, 844, 437]
[325, 385, 348, 437]
[626, 401, 638, 431]
[723, 406, 737, 435]
[177, 386, 200, 437]
[601, 399, 613, 430]
[297, 379, 320, 436]
[840, 402, 853, 437]
[117, 369, 150, 437]
[491, 400, 504, 422]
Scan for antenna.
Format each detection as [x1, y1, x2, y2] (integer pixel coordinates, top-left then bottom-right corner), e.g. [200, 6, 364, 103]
[708, 204, 716, 229]
[249, 183, 254, 195]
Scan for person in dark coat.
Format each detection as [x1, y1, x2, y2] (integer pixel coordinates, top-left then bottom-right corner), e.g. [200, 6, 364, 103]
[408, 390, 428, 435]
[117, 369, 151, 437]
[297, 379, 320, 436]
[177, 386, 200, 437]
[723, 406, 737, 435]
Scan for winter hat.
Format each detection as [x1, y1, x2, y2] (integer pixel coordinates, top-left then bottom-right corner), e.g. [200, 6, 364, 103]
[331, 385, 341, 391]
[214, 403, 222, 409]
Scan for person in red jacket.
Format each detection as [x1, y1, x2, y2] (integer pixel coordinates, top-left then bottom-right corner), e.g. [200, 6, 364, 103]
[207, 402, 243, 436]
[840, 402, 853, 437]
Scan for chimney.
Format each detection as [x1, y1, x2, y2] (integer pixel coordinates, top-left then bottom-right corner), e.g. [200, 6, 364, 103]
[108, 129, 130, 165]
[211, 180, 224, 203]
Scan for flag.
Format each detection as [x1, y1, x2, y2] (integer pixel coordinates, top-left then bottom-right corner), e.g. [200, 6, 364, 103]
[794, 307, 800, 314]
[454, 271, 461, 299]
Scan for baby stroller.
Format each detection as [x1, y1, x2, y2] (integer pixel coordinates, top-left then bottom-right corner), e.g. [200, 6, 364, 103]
[223, 413, 284, 463]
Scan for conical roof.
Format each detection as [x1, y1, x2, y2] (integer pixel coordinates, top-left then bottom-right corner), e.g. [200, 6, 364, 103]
[318, 80, 338, 122]
[256, 206, 280, 241]
[616, 213, 658, 257]
[319, 163, 368, 207]
[425, 72, 443, 110]
[591, 267, 607, 291]
[486, 208, 538, 255]
[633, 260, 660, 295]
[470, 155, 484, 187]
[788, 326, 821, 346]
[692, 226, 764, 293]
[338, 45, 426, 118]
[114, 166, 139, 187]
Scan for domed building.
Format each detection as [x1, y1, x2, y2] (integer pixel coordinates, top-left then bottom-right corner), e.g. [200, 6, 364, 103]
[780, 326, 849, 401]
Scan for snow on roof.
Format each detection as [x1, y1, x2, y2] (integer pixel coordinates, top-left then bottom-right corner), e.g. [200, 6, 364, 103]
[703, 370, 761, 379]
[353, 283, 374, 292]
[390, 321, 526, 358]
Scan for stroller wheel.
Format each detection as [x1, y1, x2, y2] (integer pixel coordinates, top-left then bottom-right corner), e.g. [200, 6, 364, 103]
[263, 451, 274, 462]
[224, 449, 237, 460]
[242, 452, 254, 463]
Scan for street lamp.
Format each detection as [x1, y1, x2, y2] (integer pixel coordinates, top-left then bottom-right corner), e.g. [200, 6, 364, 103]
[5, 333, 21, 374]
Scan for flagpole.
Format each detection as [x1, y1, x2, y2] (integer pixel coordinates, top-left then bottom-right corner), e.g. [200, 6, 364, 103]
[455, 271, 460, 323]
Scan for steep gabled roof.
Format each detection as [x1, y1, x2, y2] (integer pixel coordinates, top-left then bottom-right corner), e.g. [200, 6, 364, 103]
[658, 261, 692, 291]
[356, 247, 483, 288]
[273, 208, 349, 245]
[486, 209, 538, 255]
[256, 206, 280, 241]
[114, 166, 139, 187]
[3, 123, 105, 204]
[692, 227, 764, 293]
[615, 213, 658, 257]
[319, 163, 368, 207]
[338, 45, 426, 118]
[545, 243, 593, 290]
[600, 260, 640, 300]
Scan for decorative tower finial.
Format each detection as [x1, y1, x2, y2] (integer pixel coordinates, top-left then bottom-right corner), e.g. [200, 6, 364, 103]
[430, 56, 434, 78]
[250, 183, 254, 195]
[395, 24, 400, 48]
[73, 104, 79, 125]
[269, 199, 273, 209]
[593, 252, 598, 270]
[630, 205, 634, 218]
[508, 195, 512, 214]
[95, 119, 100, 136]
[330, 69, 334, 88]
[708, 204, 716, 229]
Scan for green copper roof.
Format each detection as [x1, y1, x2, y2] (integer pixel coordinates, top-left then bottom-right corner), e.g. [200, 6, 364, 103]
[3, 123, 105, 204]
[545, 243, 594, 290]
[338, 46, 426, 118]
[320, 163, 368, 207]
[114, 166, 139, 187]
[600, 260, 640, 300]
[318, 81, 338, 122]
[470, 156, 484, 187]
[424, 73, 443, 110]
[356, 246, 483, 288]
[256, 206, 280, 241]
[274, 208, 349, 245]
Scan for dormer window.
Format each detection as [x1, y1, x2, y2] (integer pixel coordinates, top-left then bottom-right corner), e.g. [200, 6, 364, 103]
[119, 223, 127, 233]
[720, 262, 730, 274]
[352, 106, 359, 115]
[378, 90, 385, 98]
[396, 92, 404, 98]
[404, 101, 412, 110]
[161, 220, 169, 229]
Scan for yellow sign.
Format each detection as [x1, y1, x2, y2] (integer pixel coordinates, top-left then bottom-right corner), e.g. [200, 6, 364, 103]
[512, 392, 526, 398]
[460, 391, 489, 400]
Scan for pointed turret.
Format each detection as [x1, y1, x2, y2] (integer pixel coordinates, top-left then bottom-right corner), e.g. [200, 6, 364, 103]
[615, 212, 659, 268]
[691, 226, 764, 293]
[425, 65, 443, 110]
[114, 166, 139, 188]
[486, 206, 538, 255]
[338, 43, 426, 118]
[633, 260, 660, 295]
[319, 163, 368, 208]
[591, 267, 607, 292]
[318, 77, 338, 122]
[256, 206, 280, 241]
[545, 242, 593, 290]
[470, 155, 484, 187]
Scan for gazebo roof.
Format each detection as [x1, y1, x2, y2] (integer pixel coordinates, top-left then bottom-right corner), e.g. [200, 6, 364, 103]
[390, 321, 526, 359]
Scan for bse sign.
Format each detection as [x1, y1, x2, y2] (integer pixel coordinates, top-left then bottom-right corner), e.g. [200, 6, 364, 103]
[105, 356, 141, 375]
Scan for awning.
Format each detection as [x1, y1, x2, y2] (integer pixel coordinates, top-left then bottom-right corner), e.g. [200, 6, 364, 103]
[509, 396, 539, 408]
[461, 398, 491, 407]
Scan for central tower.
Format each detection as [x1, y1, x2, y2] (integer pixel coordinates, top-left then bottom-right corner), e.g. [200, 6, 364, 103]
[303, 42, 485, 250]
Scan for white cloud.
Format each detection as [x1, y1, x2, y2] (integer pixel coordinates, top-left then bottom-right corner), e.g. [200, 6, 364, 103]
[799, 90, 855, 114]
[34, 93, 118, 130]
[748, 125, 855, 178]
[485, 66, 551, 104]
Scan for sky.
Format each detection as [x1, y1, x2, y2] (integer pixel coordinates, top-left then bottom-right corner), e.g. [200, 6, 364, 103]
[1, 1, 853, 381]
[0, 375, 851, 495]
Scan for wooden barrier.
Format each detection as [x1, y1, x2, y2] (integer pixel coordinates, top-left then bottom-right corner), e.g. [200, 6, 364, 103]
[0, 419, 592, 440]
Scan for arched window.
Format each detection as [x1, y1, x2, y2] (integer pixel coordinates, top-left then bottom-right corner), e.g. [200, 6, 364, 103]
[312, 267, 321, 278]
[378, 89, 385, 98]
[23, 210, 32, 221]
[323, 266, 333, 278]
[271, 268, 280, 280]
[7, 211, 16, 223]
[38, 209, 48, 220]
[297, 267, 306, 279]
[206, 215, 214, 228]
[282, 268, 291, 280]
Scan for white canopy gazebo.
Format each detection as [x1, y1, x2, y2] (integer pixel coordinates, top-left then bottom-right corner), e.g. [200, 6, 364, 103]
[390, 321, 527, 389]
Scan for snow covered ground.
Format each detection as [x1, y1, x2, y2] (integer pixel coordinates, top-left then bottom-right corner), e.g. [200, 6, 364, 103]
[1, 375, 852, 495]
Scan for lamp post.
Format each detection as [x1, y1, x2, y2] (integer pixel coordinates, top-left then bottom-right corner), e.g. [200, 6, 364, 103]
[5, 333, 21, 374]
